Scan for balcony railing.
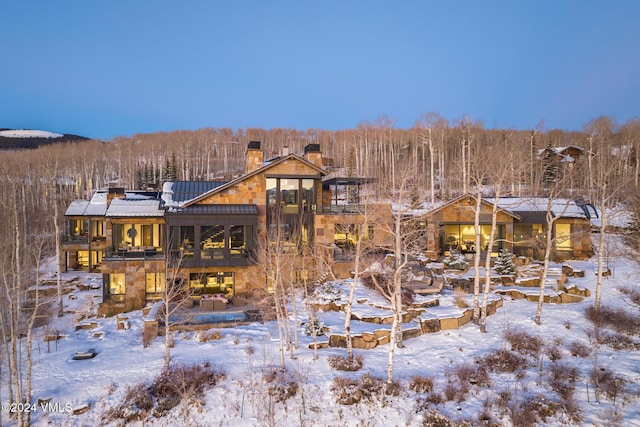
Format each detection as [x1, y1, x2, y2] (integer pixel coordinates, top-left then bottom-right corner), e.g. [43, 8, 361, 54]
[60, 234, 89, 243]
[321, 204, 364, 214]
[103, 247, 164, 260]
[61, 234, 107, 244]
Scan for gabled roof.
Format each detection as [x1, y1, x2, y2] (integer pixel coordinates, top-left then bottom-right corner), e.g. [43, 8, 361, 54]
[426, 193, 521, 220]
[182, 153, 327, 208]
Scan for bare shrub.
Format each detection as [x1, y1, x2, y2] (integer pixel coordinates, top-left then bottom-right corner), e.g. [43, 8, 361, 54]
[620, 286, 640, 306]
[494, 388, 511, 413]
[597, 332, 640, 351]
[327, 354, 363, 371]
[479, 349, 528, 373]
[384, 379, 402, 396]
[478, 396, 498, 426]
[568, 341, 591, 358]
[331, 373, 385, 405]
[415, 391, 445, 412]
[448, 362, 490, 388]
[504, 329, 543, 357]
[592, 368, 627, 403]
[545, 345, 563, 361]
[103, 383, 153, 424]
[408, 375, 435, 393]
[401, 288, 414, 306]
[420, 409, 453, 427]
[332, 377, 361, 405]
[547, 362, 580, 401]
[104, 363, 224, 423]
[148, 363, 225, 416]
[443, 381, 467, 402]
[196, 329, 223, 342]
[585, 304, 640, 336]
[262, 367, 298, 403]
[510, 394, 561, 427]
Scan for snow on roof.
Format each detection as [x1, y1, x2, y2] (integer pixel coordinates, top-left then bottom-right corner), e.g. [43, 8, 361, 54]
[0, 129, 63, 138]
[64, 200, 90, 216]
[84, 191, 108, 216]
[64, 191, 108, 216]
[494, 197, 591, 219]
[106, 198, 163, 217]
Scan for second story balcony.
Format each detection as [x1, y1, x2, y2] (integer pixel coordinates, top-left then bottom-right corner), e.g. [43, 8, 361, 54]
[103, 246, 164, 261]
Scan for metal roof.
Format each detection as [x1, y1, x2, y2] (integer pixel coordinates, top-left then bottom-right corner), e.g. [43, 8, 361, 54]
[65, 200, 91, 216]
[162, 181, 228, 206]
[105, 198, 164, 217]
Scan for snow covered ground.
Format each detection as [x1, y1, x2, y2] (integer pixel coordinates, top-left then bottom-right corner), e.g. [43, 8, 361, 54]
[3, 235, 640, 426]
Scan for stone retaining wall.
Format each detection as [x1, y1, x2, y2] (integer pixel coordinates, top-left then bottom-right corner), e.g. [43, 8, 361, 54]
[319, 298, 504, 350]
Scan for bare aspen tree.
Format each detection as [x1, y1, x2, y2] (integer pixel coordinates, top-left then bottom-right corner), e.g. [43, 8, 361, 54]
[162, 245, 195, 371]
[416, 113, 447, 205]
[535, 191, 573, 325]
[479, 136, 518, 332]
[368, 163, 425, 390]
[253, 212, 298, 368]
[586, 117, 629, 313]
[341, 202, 379, 360]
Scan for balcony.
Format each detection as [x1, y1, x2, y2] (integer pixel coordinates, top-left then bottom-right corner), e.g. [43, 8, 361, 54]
[61, 233, 89, 244]
[103, 247, 164, 260]
[320, 204, 364, 214]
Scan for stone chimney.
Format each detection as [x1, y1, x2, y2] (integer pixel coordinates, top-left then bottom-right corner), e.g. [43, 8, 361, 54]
[245, 141, 263, 173]
[107, 187, 125, 207]
[303, 143, 322, 168]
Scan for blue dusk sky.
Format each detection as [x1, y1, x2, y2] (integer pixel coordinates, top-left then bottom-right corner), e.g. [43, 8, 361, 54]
[1, 1, 639, 140]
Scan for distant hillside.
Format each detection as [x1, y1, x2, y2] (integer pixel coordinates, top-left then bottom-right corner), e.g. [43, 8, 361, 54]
[0, 129, 92, 150]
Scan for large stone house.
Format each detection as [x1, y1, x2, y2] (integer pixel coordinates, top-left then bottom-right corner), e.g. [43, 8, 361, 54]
[61, 142, 391, 315]
[424, 194, 597, 260]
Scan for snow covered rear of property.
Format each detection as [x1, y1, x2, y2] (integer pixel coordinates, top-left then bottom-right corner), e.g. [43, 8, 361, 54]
[17, 234, 640, 426]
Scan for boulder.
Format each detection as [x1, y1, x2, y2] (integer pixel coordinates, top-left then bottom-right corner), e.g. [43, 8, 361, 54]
[402, 327, 422, 340]
[352, 335, 379, 350]
[440, 317, 459, 330]
[420, 318, 441, 334]
[328, 334, 347, 348]
[518, 277, 540, 288]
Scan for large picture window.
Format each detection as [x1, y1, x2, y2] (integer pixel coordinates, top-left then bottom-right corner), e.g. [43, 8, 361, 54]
[107, 273, 125, 295]
[189, 272, 234, 298]
[169, 226, 195, 258]
[443, 224, 503, 254]
[145, 272, 166, 298]
[201, 225, 225, 259]
[113, 223, 163, 250]
[555, 223, 572, 250]
[265, 177, 317, 249]
[230, 225, 252, 258]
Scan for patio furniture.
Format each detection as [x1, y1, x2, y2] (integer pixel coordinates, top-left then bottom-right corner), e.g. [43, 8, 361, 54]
[200, 299, 214, 311]
[72, 349, 97, 360]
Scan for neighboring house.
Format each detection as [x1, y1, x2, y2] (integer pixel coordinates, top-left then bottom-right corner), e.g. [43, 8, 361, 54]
[537, 145, 588, 164]
[424, 194, 596, 260]
[61, 142, 389, 315]
[537, 143, 591, 184]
